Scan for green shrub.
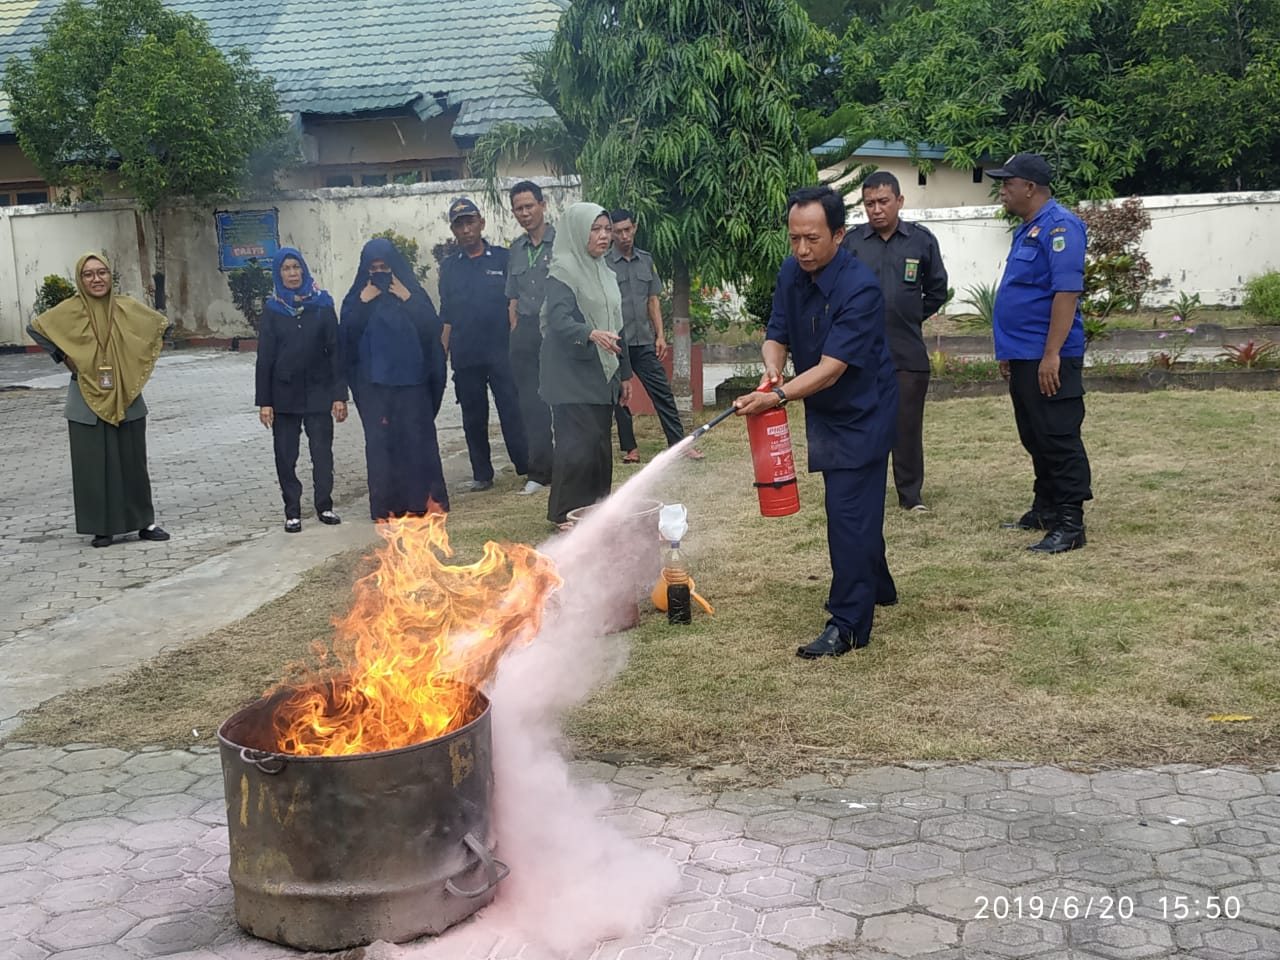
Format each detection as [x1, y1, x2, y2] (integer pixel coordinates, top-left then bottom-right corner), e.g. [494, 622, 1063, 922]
[227, 259, 273, 333]
[1242, 272, 1280, 322]
[33, 274, 76, 315]
[952, 282, 997, 331]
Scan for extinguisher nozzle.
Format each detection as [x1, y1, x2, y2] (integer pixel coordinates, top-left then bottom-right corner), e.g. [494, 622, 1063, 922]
[688, 407, 737, 442]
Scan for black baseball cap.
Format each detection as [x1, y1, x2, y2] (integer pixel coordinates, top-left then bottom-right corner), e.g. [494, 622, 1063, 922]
[986, 153, 1053, 186]
[447, 197, 482, 222]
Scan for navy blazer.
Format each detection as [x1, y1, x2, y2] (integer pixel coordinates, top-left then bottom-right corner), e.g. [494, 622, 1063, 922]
[254, 303, 346, 414]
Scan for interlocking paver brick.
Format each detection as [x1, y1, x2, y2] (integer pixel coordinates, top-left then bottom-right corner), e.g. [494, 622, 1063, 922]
[635, 787, 712, 816]
[779, 839, 870, 878]
[1229, 794, 1280, 826]
[592, 934, 699, 960]
[1007, 816, 1106, 853]
[914, 876, 1009, 921]
[815, 872, 913, 916]
[639, 836, 693, 865]
[119, 909, 232, 955]
[5, 789, 59, 818]
[661, 810, 744, 845]
[879, 789, 966, 820]
[722, 866, 815, 910]
[869, 840, 963, 882]
[46, 791, 130, 822]
[744, 810, 832, 845]
[861, 912, 957, 957]
[613, 767, 689, 791]
[36, 874, 136, 911]
[830, 812, 918, 848]
[1100, 819, 1196, 853]
[924, 764, 1007, 795]
[1125, 877, 1214, 923]
[1194, 820, 1280, 858]
[120, 792, 207, 824]
[1173, 918, 1280, 960]
[48, 748, 131, 775]
[0, 839, 55, 873]
[660, 899, 755, 945]
[116, 769, 199, 799]
[122, 845, 218, 882]
[119, 817, 208, 852]
[963, 918, 1066, 958]
[965, 843, 1058, 885]
[1221, 880, 1280, 928]
[1156, 847, 1256, 885]
[1068, 917, 1174, 959]
[120, 877, 224, 919]
[44, 816, 134, 849]
[0, 814, 57, 844]
[670, 864, 726, 904]
[4, 942, 50, 960]
[967, 790, 1056, 822]
[606, 783, 643, 810]
[1138, 794, 1232, 827]
[1175, 769, 1266, 800]
[0, 900, 48, 938]
[1009, 767, 1092, 798]
[32, 905, 138, 951]
[920, 812, 1010, 850]
[601, 807, 667, 839]
[1090, 770, 1176, 802]
[1056, 847, 1156, 886]
[840, 766, 925, 795]
[758, 906, 859, 951]
[692, 838, 781, 873]
[712, 789, 791, 817]
[694, 940, 797, 960]
[0, 867, 57, 906]
[44, 842, 134, 879]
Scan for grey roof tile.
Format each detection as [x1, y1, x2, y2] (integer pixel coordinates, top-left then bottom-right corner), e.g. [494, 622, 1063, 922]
[0, 0, 564, 137]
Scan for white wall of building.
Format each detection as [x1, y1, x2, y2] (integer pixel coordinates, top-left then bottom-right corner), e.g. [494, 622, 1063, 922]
[3, 185, 1277, 345]
[1, 177, 582, 346]
[854, 191, 1280, 310]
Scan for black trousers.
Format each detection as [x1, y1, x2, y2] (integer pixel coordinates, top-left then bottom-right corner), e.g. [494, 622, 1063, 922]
[1008, 358, 1093, 508]
[510, 343, 554, 485]
[355, 383, 450, 520]
[892, 369, 930, 508]
[454, 360, 529, 482]
[272, 412, 334, 519]
[548, 403, 613, 524]
[824, 457, 896, 642]
[614, 344, 685, 450]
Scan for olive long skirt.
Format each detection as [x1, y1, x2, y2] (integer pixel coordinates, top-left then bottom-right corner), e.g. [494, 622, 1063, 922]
[67, 417, 156, 536]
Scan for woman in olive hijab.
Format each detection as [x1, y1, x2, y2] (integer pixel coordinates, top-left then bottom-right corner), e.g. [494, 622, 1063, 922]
[28, 253, 171, 547]
[539, 202, 634, 528]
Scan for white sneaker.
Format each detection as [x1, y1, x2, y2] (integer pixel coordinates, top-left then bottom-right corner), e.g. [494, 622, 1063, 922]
[517, 480, 547, 496]
[909, 504, 930, 513]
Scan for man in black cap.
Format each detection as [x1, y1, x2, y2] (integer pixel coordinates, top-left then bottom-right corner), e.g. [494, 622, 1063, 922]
[438, 197, 529, 492]
[842, 171, 948, 512]
[987, 153, 1092, 553]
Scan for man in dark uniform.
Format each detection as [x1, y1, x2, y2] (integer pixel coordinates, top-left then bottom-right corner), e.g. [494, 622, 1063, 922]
[504, 180, 555, 495]
[735, 185, 899, 659]
[607, 209, 704, 463]
[987, 153, 1092, 553]
[842, 171, 948, 512]
[438, 197, 529, 493]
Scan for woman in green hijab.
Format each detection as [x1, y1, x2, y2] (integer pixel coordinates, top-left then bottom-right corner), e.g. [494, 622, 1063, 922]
[539, 202, 635, 528]
[28, 253, 171, 548]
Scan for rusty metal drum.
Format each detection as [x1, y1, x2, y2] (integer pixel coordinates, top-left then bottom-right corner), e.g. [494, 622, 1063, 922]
[217, 686, 505, 951]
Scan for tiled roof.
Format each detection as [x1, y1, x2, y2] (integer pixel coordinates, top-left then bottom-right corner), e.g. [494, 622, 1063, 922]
[0, 0, 566, 138]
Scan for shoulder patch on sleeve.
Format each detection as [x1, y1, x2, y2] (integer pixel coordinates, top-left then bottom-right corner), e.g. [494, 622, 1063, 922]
[1052, 234, 1067, 253]
[1049, 226, 1067, 235]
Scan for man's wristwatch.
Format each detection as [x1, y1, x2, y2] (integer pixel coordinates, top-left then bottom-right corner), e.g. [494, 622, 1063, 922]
[771, 386, 788, 407]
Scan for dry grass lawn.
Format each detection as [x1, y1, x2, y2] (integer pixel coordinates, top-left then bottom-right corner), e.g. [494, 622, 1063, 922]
[16, 390, 1280, 775]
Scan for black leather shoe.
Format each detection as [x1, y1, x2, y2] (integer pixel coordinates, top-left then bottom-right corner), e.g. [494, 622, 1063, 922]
[467, 479, 494, 492]
[1000, 508, 1055, 531]
[138, 525, 170, 541]
[91, 534, 114, 548]
[317, 510, 341, 525]
[1028, 506, 1086, 553]
[796, 624, 867, 659]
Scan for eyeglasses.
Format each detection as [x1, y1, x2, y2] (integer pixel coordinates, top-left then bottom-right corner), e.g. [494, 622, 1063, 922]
[81, 270, 111, 280]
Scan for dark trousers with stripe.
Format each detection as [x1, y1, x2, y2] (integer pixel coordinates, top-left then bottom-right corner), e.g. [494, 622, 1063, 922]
[1008, 358, 1092, 510]
[454, 360, 529, 482]
[891, 370, 930, 508]
[614, 344, 686, 451]
[510, 342, 554, 486]
[272, 412, 334, 520]
[824, 455, 896, 642]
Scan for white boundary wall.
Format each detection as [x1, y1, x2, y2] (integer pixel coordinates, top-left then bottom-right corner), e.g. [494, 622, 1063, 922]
[2, 185, 1276, 345]
[851, 191, 1280, 310]
[0, 177, 582, 346]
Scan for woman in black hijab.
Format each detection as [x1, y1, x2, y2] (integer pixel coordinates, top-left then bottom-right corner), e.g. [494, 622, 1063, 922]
[340, 238, 449, 519]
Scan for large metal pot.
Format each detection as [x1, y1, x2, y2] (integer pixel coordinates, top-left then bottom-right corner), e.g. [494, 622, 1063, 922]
[217, 685, 506, 951]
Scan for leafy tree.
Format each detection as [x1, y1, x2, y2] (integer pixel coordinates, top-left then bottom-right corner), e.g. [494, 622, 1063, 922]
[5, 0, 289, 308]
[475, 0, 819, 422]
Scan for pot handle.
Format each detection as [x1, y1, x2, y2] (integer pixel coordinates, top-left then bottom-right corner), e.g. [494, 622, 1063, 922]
[239, 747, 287, 775]
[445, 831, 510, 899]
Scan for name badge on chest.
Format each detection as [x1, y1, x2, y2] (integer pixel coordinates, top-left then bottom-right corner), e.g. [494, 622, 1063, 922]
[904, 259, 920, 283]
[97, 366, 114, 390]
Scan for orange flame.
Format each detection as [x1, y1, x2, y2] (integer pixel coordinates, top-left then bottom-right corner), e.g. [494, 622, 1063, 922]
[266, 511, 561, 756]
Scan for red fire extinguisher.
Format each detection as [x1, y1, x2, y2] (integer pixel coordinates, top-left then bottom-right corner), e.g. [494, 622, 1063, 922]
[746, 385, 800, 517]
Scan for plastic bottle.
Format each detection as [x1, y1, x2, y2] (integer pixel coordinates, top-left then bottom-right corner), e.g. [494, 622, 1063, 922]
[664, 541, 692, 624]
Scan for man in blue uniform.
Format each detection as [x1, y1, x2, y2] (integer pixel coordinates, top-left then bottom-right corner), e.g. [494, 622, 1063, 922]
[988, 153, 1092, 553]
[438, 197, 529, 492]
[735, 185, 899, 658]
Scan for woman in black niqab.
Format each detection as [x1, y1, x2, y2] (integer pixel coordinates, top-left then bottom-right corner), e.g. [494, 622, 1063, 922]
[340, 238, 450, 518]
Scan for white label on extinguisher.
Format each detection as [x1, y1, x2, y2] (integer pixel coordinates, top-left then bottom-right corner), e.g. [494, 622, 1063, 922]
[769, 431, 796, 482]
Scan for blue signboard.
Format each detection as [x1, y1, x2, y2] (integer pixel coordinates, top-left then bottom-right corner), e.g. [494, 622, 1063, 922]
[215, 209, 280, 271]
